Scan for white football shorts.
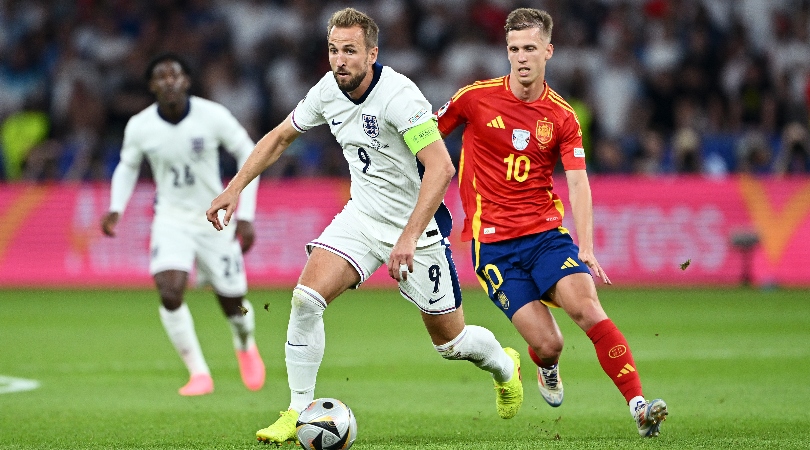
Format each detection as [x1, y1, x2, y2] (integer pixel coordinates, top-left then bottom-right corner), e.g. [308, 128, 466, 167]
[306, 206, 462, 315]
[149, 216, 248, 297]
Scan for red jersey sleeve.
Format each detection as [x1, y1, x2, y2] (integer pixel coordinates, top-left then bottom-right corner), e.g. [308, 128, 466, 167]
[436, 88, 469, 136]
[558, 108, 586, 170]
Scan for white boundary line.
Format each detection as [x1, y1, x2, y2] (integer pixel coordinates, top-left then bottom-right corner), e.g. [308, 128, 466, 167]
[0, 375, 40, 394]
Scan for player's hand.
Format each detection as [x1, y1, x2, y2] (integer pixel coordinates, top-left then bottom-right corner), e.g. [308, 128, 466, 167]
[236, 220, 255, 253]
[388, 237, 416, 282]
[579, 250, 611, 285]
[206, 189, 239, 231]
[100, 212, 120, 237]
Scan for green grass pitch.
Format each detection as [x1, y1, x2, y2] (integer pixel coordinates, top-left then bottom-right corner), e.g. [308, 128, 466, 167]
[1, 287, 809, 449]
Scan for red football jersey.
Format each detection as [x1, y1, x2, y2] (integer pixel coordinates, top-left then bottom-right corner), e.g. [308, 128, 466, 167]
[437, 76, 586, 243]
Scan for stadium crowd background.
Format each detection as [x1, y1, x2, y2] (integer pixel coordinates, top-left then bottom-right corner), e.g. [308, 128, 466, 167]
[2, 0, 810, 182]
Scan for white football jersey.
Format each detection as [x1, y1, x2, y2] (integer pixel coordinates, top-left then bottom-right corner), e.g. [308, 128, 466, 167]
[111, 96, 258, 230]
[291, 63, 452, 246]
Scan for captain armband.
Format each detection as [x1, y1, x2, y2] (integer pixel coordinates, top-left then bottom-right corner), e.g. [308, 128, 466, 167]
[403, 118, 442, 155]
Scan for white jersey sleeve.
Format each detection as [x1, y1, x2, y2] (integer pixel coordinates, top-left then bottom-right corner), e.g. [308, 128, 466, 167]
[290, 78, 329, 133]
[383, 82, 433, 135]
[108, 118, 145, 214]
[217, 107, 259, 222]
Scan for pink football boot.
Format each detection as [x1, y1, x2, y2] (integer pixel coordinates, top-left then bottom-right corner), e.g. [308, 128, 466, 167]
[178, 373, 214, 396]
[236, 345, 265, 391]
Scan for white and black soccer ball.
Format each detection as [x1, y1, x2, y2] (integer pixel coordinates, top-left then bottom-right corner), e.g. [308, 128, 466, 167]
[296, 398, 357, 450]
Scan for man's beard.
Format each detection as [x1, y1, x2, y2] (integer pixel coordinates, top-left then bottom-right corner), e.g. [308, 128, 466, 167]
[333, 69, 367, 93]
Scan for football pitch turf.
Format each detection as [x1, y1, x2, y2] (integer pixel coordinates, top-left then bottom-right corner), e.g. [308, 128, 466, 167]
[1, 287, 809, 449]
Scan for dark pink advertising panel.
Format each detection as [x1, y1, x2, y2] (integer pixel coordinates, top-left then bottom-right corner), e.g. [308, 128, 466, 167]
[0, 176, 808, 288]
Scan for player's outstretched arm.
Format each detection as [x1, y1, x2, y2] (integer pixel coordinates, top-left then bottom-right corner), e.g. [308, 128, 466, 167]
[565, 169, 611, 285]
[388, 139, 455, 281]
[102, 159, 140, 238]
[207, 116, 301, 230]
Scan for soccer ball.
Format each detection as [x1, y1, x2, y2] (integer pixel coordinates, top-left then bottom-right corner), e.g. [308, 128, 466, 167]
[296, 398, 357, 450]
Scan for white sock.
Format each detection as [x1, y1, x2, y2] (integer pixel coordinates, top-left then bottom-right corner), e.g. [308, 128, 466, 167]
[227, 299, 256, 351]
[159, 303, 210, 376]
[286, 285, 327, 412]
[629, 395, 646, 416]
[434, 325, 513, 383]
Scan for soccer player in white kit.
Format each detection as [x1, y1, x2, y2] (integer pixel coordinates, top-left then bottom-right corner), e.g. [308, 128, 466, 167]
[206, 8, 524, 445]
[101, 53, 265, 396]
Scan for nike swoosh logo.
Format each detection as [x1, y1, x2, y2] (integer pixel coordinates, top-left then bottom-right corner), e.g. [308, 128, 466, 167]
[286, 341, 308, 347]
[428, 295, 446, 305]
[331, 119, 342, 126]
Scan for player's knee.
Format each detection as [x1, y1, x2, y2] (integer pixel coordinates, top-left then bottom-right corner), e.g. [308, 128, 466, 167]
[532, 339, 563, 361]
[158, 288, 184, 310]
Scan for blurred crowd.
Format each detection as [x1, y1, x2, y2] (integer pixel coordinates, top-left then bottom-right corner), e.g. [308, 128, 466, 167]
[2, 0, 810, 182]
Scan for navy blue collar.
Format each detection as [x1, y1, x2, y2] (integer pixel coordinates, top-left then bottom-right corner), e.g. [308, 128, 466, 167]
[341, 63, 382, 105]
[157, 98, 190, 124]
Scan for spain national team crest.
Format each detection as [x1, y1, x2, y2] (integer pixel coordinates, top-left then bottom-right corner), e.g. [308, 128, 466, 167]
[511, 129, 530, 151]
[536, 120, 554, 145]
[496, 290, 510, 310]
[362, 114, 379, 138]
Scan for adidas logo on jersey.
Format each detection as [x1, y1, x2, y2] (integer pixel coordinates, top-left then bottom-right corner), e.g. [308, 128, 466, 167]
[560, 257, 579, 269]
[486, 116, 505, 129]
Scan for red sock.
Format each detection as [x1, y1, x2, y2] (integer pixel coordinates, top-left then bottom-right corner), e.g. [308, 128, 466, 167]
[527, 345, 558, 368]
[586, 319, 643, 403]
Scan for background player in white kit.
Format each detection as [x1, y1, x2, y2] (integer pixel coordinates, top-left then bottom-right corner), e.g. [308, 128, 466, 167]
[206, 8, 523, 445]
[101, 53, 265, 396]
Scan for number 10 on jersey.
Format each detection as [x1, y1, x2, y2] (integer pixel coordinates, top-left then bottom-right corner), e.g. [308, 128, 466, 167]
[503, 153, 530, 182]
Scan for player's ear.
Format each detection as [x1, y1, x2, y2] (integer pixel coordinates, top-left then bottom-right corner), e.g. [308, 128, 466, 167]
[180, 73, 191, 91]
[368, 46, 378, 64]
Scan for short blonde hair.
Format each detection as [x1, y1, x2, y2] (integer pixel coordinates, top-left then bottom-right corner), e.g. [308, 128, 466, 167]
[327, 8, 379, 51]
[504, 8, 553, 42]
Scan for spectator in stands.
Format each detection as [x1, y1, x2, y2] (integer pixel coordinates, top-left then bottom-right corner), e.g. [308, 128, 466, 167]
[593, 138, 628, 174]
[642, 69, 677, 136]
[671, 127, 702, 174]
[774, 122, 810, 175]
[733, 57, 778, 133]
[671, 126, 729, 177]
[632, 129, 667, 175]
[736, 130, 774, 174]
[107, 49, 154, 140]
[0, 97, 50, 180]
[201, 53, 263, 140]
[592, 46, 642, 139]
[60, 80, 107, 181]
[0, 40, 48, 121]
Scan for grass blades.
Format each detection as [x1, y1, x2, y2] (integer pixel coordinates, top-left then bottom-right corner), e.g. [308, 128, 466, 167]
[1, 287, 809, 449]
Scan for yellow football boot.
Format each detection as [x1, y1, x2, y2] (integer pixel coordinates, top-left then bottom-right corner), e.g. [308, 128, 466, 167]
[494, 347, 523, 419]
[256, 409, 299, 446]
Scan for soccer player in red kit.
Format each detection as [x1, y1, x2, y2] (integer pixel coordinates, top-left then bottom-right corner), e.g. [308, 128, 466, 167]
[436, 8, 668, 437]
